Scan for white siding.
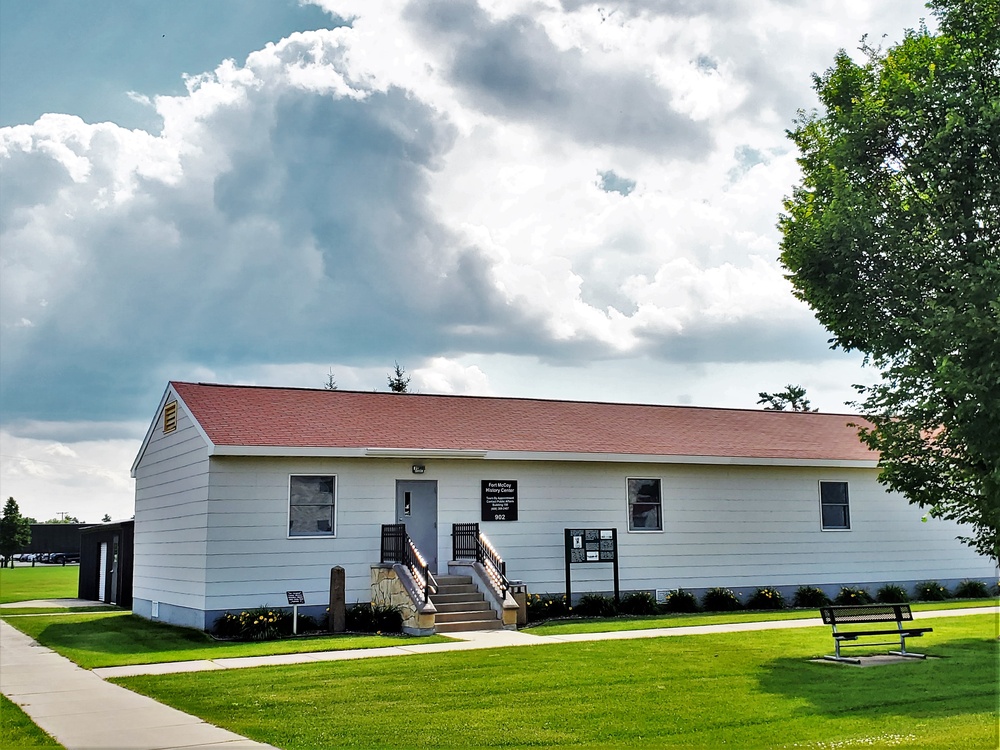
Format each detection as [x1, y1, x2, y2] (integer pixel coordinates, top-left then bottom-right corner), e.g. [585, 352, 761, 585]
[203, 456, 392, 613]
[132, 398, 210, 615]
[191, 455, 995, 614]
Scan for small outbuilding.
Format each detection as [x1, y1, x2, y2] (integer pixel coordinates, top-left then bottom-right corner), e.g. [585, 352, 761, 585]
[78, 520, 134, 608]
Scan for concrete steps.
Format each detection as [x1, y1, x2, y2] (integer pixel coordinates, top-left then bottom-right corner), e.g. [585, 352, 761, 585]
[431, 574, 502, 633]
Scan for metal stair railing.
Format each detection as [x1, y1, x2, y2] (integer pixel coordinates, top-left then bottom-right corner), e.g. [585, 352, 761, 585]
[451, 522, 510, 599]
[380, 524, 437, 604]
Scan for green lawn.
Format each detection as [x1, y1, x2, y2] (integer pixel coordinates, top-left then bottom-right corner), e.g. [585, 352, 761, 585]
[525, 598, 999, 635]
[2, 611, 451, 669]
[114, 613, 998, 749]
[0, 695, 63, 749]
[0, 565, 79, 603]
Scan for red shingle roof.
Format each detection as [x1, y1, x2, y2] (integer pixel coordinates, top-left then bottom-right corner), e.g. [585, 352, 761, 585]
[170, 381, 876, 463]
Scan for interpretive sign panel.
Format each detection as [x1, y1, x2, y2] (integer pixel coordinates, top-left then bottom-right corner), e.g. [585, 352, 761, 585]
[564, 528, 619, 605]
[482, 480, 518, 521]
[286, 590, 305, 605]
[567, 528, 617, 563]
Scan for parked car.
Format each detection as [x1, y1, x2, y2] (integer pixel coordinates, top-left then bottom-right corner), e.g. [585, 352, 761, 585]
[48, 552, 80, 564]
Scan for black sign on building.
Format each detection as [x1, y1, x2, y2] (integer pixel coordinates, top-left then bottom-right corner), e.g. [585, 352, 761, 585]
[481, 480, 518, 522]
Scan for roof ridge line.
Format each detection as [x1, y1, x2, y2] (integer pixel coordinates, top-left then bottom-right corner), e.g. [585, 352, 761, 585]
[169, 381, 863, 418]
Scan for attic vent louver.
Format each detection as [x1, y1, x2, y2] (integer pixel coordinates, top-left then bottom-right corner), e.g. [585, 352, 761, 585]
[163, 401, 178, 434]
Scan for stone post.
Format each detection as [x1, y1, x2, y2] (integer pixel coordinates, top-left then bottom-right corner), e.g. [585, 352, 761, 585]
[329, 566, 346, 633]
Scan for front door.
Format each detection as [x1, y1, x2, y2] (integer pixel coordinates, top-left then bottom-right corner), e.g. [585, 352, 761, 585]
[98, 542, 108, 602]
[110, 535, 120, 605]
[395, 480, 438, 573]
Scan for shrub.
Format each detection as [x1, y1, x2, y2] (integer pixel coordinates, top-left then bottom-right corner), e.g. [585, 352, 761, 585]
[296, 613, 320, 632]
[212, 606, 292, 641]
[574, 593, 619, 618]
[701, 587, 742, 612]
[834, 586, 873, 605]
[618, 591, 658, 616]
[346, 602, 403, 633]
[913, 580, 950, 601]
[875, 584, 910, 603]
[745, 587, 785, 610]
[952, 579, 990, 599]
[661, 589, 700, 613]
[526, 593, 570, 622]
[792, 585, 830, 608]
[213, 612, 243, 639]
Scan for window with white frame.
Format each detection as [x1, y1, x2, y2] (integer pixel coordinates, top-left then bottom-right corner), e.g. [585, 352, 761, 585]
[820, 481, 850, 530]
[627, 477, 662, 531]
[289, 475, 336, 537]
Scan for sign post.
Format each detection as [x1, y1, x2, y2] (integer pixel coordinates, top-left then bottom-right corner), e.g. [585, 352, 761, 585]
[286, 590, 305, 634]
[564, 528, 619, 606]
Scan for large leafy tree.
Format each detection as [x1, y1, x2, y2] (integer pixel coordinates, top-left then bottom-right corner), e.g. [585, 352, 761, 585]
[0, 497, 32, 567]
[779, 0, 999, 562]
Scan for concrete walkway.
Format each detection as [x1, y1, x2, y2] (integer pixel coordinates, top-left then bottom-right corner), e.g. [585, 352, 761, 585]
[0, 620, 276, 750]
[1, 605, 995, 750]
[0, 597, 115, 609]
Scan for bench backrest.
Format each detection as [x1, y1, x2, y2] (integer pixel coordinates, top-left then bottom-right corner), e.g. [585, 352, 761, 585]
[819, 604, 914, 625]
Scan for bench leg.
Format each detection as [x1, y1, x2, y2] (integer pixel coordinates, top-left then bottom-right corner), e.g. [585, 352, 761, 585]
[825, 637, 862, 664]
[888, 651, 926, 659]
[822, 655, 862, 665]
[890, 633, 926, 659]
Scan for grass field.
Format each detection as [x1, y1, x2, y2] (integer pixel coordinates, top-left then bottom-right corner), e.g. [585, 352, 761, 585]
[0, 695, 63, 749]
[1, 611, 451, 668]
[114, 613, 999, 749]
[0, 565, 79, 604]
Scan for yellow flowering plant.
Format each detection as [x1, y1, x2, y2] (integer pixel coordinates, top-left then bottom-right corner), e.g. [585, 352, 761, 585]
[746, 587, 785, 610]
[212, 605, 310, 641]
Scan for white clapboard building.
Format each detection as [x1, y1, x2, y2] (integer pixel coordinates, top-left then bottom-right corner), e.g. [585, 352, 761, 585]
[131, 382, 996, 630]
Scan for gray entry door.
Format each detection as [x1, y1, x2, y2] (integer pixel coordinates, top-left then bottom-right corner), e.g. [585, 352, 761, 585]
[395, 480, 438, 573]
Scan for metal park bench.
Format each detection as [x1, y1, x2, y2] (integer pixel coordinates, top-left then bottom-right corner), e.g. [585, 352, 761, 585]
[819, 604, 933, 664]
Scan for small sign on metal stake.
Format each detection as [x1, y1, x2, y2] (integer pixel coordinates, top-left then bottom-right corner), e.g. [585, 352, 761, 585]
[286, 590, 305, 634]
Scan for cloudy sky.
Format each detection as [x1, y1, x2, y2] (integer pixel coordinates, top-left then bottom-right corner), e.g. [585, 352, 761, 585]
[1, 0, 932, 523]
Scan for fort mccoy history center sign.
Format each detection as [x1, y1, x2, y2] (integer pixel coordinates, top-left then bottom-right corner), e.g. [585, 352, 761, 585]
[481, 480, 518, 521]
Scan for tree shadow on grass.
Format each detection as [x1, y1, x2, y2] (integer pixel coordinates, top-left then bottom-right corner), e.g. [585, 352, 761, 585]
[26, 614, 211, 657]
[756, 638, 998, 719]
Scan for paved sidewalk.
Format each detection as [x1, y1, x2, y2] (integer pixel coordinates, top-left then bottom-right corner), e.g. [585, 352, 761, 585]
[0, 620, 276, 750]
[0, 597, 115, 609]
[1, 605, 995, 749]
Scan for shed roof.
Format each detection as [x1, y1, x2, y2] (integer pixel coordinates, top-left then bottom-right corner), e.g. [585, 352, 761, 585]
[168, 381, 876, 464]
